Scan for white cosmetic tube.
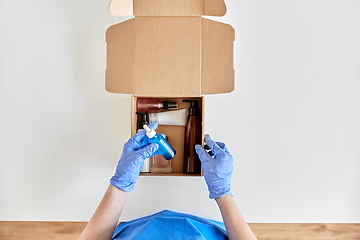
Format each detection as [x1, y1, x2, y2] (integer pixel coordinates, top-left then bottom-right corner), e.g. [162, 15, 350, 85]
[149, 109, 187, 126]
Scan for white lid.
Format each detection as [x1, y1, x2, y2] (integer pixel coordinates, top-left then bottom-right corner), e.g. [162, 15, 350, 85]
[143, 124, 156, 138]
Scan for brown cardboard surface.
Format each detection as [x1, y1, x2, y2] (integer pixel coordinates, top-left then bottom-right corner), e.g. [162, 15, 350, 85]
[109, 0, 226, 17]
[155, 125, 185, 173]
[106, 18, 136, 94]
[201, 18, 235, 95]
[106, 17, 235, 97]
[134, 0, 203, 16]
[204, 0, 226, 16]
[134, 17, 201, 97]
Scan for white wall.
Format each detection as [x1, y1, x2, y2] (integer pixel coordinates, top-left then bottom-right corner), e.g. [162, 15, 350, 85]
[0, 0, 359, 223]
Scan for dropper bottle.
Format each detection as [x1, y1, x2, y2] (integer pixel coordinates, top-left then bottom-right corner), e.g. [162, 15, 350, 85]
[143, 124, 176, 160]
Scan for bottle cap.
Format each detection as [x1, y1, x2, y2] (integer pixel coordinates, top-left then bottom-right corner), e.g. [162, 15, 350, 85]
[136, 112, 149, 130]
[182, 100, 199, 116]
[143, 124, 156, 138]
[163, 101, 178, 110]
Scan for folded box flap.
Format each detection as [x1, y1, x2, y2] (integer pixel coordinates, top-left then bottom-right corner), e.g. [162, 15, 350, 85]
[133, 17, 202, 97]
[105, 17, 235, 96]
[109, 0, 226, 17]
[105, 19, 136, 94]
[204, 0, 226, 16]
[201, 18, 235, 95]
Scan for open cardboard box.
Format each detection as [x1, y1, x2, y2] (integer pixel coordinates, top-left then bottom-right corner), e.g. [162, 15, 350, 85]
[131, 96, 203, 176]
[105, 0, 235, 176]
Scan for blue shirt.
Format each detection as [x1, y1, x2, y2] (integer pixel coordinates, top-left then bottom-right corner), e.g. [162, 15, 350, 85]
[112, 210, 228, 239]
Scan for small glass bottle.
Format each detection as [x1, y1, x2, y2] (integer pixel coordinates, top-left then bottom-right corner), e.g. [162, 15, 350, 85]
[141, 125, 176, 160]
[150, 136, 172, 174]
[137, 98, 178, 113]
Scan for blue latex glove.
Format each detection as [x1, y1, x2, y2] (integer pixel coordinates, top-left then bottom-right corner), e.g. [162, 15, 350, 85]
[195, 134, 234, 199]
[110, 122, 160, 192]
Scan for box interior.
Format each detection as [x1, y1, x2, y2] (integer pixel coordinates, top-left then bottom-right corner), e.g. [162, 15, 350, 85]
[131, 96, 204, 176]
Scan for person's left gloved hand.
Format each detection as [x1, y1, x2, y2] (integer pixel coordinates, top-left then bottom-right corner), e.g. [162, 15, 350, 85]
[195, 134, 233, 199]
[110, 122, 159, 192]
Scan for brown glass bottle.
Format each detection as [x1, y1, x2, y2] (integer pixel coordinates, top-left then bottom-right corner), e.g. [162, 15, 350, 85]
[137, 98, 178, 113]
[183, 100, 202, 174]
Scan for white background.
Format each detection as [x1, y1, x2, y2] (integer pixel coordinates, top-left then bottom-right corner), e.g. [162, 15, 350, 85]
[1, 0, 359, 223]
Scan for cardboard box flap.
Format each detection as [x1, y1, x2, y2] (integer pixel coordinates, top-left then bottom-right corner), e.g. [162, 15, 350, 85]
[105, 18, 136, 94]
[106, 17, 202, 97]
[201, 18, 235, 95]
[133, 17, 202, 97]
[105, 17, 235, 96]
[203, 0, 227, 17]
[109, 0, 226, 17]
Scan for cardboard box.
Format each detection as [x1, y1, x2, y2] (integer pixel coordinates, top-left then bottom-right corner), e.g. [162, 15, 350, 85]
[105, 0, 235, 176]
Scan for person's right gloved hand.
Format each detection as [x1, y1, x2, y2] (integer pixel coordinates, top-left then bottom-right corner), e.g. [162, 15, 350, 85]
[195, 134, 234, 199]
[110, 122, 160, 192]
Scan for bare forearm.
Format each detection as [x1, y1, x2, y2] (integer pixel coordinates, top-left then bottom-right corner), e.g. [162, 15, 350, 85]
[79, 184, 128, 240]
[215, 195, 257, 240]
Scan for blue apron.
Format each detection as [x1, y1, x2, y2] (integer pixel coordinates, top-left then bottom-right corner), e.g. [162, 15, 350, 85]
[112, 210, 228, 239]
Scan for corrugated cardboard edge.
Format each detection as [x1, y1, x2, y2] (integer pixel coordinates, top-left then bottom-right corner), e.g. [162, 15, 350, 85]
[131, 96, 137, 136]
[201, 97, 205, 176]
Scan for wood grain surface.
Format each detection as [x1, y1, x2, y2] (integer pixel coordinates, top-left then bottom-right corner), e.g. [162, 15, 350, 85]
[0, 222, 87, 240]
[249, 223, 360, 240]
[0, 222, 359, 240]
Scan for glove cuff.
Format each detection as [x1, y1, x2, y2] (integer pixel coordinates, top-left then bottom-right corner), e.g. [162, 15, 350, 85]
[209, 188, 233, 199]
[110, 177, 134, 192]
